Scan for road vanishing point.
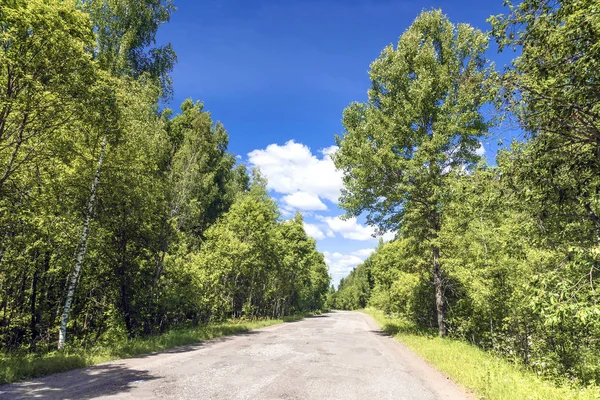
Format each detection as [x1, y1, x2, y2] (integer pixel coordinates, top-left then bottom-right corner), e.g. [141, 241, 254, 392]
[0, 311, 470, 400]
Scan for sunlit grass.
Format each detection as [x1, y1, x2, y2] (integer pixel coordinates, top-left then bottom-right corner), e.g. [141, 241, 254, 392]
[0, 312, 313, 385]
[363, 308, 600, 400]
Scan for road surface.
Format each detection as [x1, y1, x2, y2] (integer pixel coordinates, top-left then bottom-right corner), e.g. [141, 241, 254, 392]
[0, 311, 470, 400]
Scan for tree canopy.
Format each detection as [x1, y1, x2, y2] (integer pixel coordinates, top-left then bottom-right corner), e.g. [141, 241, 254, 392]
[334, 9, 494, 337]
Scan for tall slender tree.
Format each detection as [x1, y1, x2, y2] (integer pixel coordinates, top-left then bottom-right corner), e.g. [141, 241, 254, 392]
[58, 0, 176, 348]
[333, 10, 493, 337]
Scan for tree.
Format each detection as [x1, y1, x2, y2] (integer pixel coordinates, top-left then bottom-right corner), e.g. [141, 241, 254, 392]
[167, 100, 238, 241]
[490, 0, 600, 149]
[81, 0, 177, 96]
[57, 0, 178, 348]
[188, 171, 280, 320]
[276, 213, 330, 314]
[0, 0, 96, 195]
[333, 10, 493, 337]
[489, 0, 600, 233]
[0, 0, 334, 356]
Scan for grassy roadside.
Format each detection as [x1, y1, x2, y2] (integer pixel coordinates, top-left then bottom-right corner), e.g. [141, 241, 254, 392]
[362, 308, 600, 400]
[0, 312, 314, 385]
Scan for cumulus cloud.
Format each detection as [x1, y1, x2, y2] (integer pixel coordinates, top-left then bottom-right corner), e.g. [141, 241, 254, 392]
[282, 192, 327, 211]
[352, 248, 376, 258]
[381, 231, 396, 242]
[324, 248, 376, 286]
[317, 215, 396, 242]
[303, 222, 326, 241]
[247, 140, 343, 204]
[319, 216, 376, 241]
[476, 142, 485, 157]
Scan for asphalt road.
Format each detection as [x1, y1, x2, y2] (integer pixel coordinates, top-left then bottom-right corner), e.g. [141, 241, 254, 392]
[0, 311, 470, 400]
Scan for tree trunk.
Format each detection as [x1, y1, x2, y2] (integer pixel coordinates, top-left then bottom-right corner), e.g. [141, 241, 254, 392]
[433, 246, 446, 338]
[0, 233, 7, 272]
[58, 133, 107, 350]
[118, 233, 133, 337]
[29, 256, 40, 351]
[148, 225, 169, 332]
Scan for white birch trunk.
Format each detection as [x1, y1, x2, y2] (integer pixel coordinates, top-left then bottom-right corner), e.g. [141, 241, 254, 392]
[58, 133, 107, 349]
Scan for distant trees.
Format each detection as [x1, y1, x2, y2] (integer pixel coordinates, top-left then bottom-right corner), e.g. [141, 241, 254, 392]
[332, 257, 373, 311]
[188, 182, 329, 321]
[333, 3, 600, 387]
[0, 0, 330, 352]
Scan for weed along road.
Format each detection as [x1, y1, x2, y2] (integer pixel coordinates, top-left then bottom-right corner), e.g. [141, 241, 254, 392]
[0, 312, 470, 400]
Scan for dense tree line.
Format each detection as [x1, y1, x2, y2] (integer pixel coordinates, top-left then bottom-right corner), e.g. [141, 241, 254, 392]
[332, 3, 599, 386]
[0, 0, 329, 352]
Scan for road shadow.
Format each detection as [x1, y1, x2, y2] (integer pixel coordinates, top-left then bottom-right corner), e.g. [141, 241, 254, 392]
[303, 314, 330, 319]
[370, 329, 393, 337]
[0, 363, 158, 400]
[277, 312, 331, 325]
[0, 315, 329, 397]
[0, 329, 268, 398]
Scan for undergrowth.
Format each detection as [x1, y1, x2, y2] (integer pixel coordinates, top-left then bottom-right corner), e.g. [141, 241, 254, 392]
[363, 308, 600, 400]
[0, 313, 313, 385]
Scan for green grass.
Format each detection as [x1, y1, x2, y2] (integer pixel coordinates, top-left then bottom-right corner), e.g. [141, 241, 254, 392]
[362, 308, 600, 400]
[0, 312, 314, 385]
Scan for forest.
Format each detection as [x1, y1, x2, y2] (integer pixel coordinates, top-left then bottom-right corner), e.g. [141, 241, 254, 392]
[1, 0, 599, 394]
[331, 0, 600, 389]
[0, 0, 330, 355]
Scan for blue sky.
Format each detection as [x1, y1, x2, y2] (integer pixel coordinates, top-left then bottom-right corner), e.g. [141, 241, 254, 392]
[157, 0, 519, 285]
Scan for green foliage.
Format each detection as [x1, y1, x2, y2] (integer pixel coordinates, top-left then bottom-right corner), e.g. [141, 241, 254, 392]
[166, 99, 238, 241]
[338, 164, 600, 386]
[0, 0, 96, 195]
[366, 308, 600, 400]
[489, 0, 600, 236]
[81, 0, 177, 96]
[334, 9, 494, 336]
[334, 9, 492, 232]
[0, 0, 329, 361]
[187, 185, 330, 321]
[333, 259, 373, 310]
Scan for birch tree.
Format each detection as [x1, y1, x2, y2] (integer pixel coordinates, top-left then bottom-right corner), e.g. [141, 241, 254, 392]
[57, 0, 177, 348]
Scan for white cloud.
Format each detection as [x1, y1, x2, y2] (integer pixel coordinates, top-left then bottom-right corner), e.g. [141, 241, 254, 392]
[318, 215, 396, 242]
[319, 216, 376, 241]
[352, 248, 375, 258]
[282, 192, 327, 211]
[476, 142, 485, 157]
[324, 248, 376, 286]
[381, 231, 396, 242]
[303, 222, 326, 241]
[321, 145, 338, 156]
[247, 140, 343, 204]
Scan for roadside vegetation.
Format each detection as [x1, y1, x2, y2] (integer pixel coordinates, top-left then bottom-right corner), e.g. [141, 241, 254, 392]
[365, 309, 600, 400]
[331, 0, 600, 397]
[0, 313, 316, 385]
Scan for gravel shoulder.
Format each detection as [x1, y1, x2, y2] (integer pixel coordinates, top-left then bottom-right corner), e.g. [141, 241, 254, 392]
[0, 311, 472, 400]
